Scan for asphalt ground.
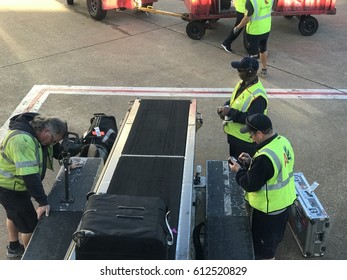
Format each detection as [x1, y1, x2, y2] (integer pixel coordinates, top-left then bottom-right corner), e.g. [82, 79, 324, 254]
[0, 0, 346, 263]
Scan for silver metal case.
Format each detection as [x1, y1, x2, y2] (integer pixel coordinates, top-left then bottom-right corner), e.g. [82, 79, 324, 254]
[288, 172, 330, 257]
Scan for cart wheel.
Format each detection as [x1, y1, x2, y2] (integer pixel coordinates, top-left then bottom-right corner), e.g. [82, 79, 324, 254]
[298, 15, 318, 36]
[87, 0, 107, 20]
[67, 0, 74, 5]
[186, 21, 206, 40]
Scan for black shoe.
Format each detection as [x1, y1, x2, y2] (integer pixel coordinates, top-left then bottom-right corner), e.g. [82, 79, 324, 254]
[221, 44, 232, 53]
[6, 244, 24, 258]
[260, 69, 267, 78]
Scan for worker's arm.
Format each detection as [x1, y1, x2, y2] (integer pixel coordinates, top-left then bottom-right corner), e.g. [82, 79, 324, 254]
[23, 173, 50, 218]
[22, 173, 48, 206]
[232, 96, 267, 124]
[235, 155, 274, 192]
[234, 0, 254, 32]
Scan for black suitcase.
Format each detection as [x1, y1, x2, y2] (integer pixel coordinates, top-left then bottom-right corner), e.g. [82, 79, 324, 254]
[73, 193, 173, 260]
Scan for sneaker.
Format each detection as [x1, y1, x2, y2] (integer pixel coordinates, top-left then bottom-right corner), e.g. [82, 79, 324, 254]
[260, 69, 267, 78]
[221, 43, 232, 53]
[6, 244, 24, 258]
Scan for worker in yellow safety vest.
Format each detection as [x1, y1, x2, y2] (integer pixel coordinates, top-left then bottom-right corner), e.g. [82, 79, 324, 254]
[233, 0, 273, 78]
[229, 113, 296, 259]
[0, 113, 67, 258]
[217, 56, 268, 158]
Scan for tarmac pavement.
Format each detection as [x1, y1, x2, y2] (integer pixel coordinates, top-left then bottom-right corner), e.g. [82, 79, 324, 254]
[0, 0, 346, 261]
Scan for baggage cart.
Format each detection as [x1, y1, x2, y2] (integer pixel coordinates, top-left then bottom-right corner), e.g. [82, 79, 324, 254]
[288, 172, 330, 257]
[67, 0, 336, 39]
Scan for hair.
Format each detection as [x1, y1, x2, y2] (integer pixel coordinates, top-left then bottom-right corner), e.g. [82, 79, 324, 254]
[261, 127, 273, 135]
[30, 115, 67, 137]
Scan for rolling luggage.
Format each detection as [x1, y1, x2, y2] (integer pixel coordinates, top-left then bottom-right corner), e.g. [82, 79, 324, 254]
[288, 172, 330, 257]
[73, 193, 173, 260]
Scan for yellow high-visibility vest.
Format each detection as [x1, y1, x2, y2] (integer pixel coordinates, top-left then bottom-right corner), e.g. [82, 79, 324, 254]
[234, 0, 246, 13]
[245, 135, 296, 213]
[0, 130, 53, 191]
[246, 0, 273, 35]
[224, 80, 268, 143]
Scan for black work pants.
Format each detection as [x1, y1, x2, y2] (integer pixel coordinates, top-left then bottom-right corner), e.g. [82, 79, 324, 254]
[222, 12, 245, 47]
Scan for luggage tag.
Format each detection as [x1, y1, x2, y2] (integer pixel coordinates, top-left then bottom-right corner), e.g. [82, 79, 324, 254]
[306, 182, 319, 194]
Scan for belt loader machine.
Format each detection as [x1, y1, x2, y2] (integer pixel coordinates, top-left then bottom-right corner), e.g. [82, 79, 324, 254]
[23, 99, 197, 259]
[22, 98, 253, 260]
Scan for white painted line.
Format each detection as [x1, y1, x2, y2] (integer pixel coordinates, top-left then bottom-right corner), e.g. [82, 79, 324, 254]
[31, 85, 347, 99]
[1, 85, 346, 142]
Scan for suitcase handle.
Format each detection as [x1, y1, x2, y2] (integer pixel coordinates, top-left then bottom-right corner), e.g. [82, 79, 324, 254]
[72, 230, 95, 247]
[118, 206, 145, 211]
[116, 214, 144, 219]
[165, 211, 174, 246]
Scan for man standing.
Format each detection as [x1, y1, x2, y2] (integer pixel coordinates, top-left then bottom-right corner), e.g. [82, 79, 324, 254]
[221, 0, 246, 53]
[0, 113, 67, 258]
[229, 113, 296, 259]
[233, 0, 273, 77]
[217, 56, 268, 158]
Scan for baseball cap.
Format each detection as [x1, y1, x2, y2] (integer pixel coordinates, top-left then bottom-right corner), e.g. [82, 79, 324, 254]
[231, 57, 259, 72]
[240, 113, 272, 134]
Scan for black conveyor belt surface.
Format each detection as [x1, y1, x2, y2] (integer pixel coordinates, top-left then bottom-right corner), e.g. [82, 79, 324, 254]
[22, 158, 103, 260]
[22, 212, 82, 260]
[123, 99, 190, 156]
[206, 160, 254, 260]
[107, 99, 191, 259]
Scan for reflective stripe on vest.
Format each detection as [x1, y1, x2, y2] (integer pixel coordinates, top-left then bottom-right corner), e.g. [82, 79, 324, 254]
[246, 0, 273, 35]
[224, 81, 268, 143]
[258, 148, 294, 191]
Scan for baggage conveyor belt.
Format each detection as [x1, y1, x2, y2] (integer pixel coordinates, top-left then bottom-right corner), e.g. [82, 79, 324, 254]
[21, 157, 104, 260]
[22, 99, 197, 260]
[67, 98, 198, 260]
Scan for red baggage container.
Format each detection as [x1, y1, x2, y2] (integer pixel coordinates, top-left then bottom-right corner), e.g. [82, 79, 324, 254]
[102, 0, 135, 10]
[273, 0, 336, 13]
[183, 0, 212, 17]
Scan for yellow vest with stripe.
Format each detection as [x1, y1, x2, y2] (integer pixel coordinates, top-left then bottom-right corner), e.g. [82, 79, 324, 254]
[246, 135, 296, 213]
[0, 130, 53, 192]
[223, 80, 268, 143]
[234, 0, 246, 13]
[246, 0, 273, 35]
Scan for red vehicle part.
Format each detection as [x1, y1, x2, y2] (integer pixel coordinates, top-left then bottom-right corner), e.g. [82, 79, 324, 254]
[85, 0, 158, 20]
[183, 0, 336, 39]
[67, 0, 336, 39]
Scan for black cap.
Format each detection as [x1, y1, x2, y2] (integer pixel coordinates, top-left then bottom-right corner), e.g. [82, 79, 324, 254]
[231, 57, 259, 72]
[240, 113, 272, 134]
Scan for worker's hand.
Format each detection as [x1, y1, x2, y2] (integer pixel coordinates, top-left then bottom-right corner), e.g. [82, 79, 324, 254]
[233, 26, 240, 34]
[36, 204, 50, 219]
[228, 157, 241, 173]
[238, 152, 251, 165]
[217, 107, 225, 119]
[70, 162, 83, 170]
